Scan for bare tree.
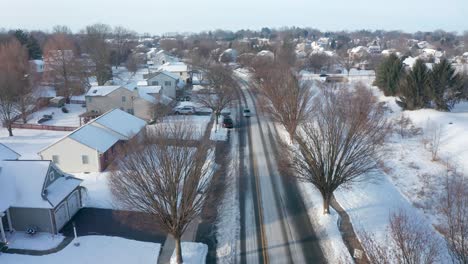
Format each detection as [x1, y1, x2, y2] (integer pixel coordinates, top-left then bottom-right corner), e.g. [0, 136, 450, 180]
[288, 84, 389, 213]
[438, 167, 468, 264]
[257, 64, 314, 141]
[109, 123, 214, 264]
[422, 121, 442, 161]
[195, 65, 236, 126]
[0, 39, 30, 136]
[361, 210, 441, 264]
[81, 23, 112, 85]
[112, 26, 137, 68]
[335, 50, 355, 76]
[43, 33, 88, 98]
[305, 52, 331, 74]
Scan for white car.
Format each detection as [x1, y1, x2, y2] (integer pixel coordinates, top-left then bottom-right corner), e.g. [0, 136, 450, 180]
[174, 106, 195, 115]
[243, 108, 251, 117]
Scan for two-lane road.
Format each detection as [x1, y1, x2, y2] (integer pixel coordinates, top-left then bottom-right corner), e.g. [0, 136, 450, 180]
[235, 73, 325, 264]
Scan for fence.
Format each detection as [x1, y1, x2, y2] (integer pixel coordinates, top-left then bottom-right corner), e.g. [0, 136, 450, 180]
[9, 123, 77, 132]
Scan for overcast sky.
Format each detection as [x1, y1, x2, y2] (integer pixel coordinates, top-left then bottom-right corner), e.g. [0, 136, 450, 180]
[1, 0, 467, 34]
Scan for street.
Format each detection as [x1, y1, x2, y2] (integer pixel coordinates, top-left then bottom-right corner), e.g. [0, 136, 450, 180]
[236, 75, 325, 264]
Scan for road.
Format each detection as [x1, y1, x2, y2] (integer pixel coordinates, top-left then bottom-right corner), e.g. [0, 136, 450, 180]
[235, 73, 326, 264]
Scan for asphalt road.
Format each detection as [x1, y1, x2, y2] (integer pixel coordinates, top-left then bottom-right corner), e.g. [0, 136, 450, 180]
[236, 74, 326, 264]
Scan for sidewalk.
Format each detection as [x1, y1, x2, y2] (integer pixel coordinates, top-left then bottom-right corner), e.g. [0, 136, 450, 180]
[158, 217, 201, 264]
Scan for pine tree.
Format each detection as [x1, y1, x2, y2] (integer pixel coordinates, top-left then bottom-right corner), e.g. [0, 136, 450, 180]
[399, 59, 431, 110]
[374, 53, 404, 96]
[429, 58, 463, 111]
[13, 29, 42, 60]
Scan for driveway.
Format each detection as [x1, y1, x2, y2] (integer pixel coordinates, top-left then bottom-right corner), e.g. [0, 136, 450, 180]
[61, 208, 167, 244]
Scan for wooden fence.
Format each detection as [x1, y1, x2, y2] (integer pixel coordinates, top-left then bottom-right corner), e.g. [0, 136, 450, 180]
[10, 123, 77, 132]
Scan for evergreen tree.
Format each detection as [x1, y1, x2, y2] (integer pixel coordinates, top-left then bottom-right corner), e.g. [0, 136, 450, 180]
[374, 53, 404, 96]
[13, 29, 42, 60]
[399, 59, 431, 110]
[429, 58, 464, 111]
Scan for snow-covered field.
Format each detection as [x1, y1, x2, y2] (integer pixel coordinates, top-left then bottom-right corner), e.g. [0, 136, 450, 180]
[0, 236, 161, 264]
[6, 232, 64, 251]
[170, 242, 208, 264]
[0, 128, 68, 159]
[25, 104, 86, 127]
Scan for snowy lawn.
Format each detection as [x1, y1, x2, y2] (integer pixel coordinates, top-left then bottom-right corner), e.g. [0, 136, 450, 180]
[170, 242, 208, 264]
[25, 104, 86, 127]
[150, 115, 212, 140]
[73, 172, 117, 209]
[0, 128, 68, 159]
[0, 235, 161, 264]
[6, 232, 64, 251]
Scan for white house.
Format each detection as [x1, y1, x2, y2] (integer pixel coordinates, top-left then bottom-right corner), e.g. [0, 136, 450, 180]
[38, 109, 146, 173]
[157, 62, 190, 83]
[152, 50, 179, 66]
[146, 71, 181, 99]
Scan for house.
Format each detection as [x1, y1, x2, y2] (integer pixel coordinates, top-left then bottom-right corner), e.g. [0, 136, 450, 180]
[152, 50, 179, 66]
[145, 71, 181, 99]
[38, 109, 146, 173]
[84, 84, 171, 121]
[0, 155, 82, 243]
[157, 62, 190, 83]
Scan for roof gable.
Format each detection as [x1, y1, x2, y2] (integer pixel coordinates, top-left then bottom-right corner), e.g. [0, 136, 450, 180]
[91, 109, 146, 139]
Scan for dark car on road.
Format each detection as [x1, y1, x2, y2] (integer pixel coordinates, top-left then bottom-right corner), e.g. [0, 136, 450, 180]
[222, 116, 234, 128]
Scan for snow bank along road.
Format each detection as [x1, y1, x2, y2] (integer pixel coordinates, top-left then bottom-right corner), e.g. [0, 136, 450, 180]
[235, 75, 325, 264]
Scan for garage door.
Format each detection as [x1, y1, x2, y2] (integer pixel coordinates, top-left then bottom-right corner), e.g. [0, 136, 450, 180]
[67, 190, 80, 218]
[55, 203, 69, 231]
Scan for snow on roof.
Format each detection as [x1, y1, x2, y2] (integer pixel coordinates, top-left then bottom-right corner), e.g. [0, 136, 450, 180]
[0, 143, 21, 160]
[45, 175, 81, 207]
[137, 80, 148, 86]
[158, 62, 188, 73]
[257, 50, 274, 58]
[86, 86, 122, 97]
[403, 56, 417, 68]
[69, 124, 122, 153]
[91, 109, 146, 139]
[0, 160, 81, 209]
[147, 70, 180, 80]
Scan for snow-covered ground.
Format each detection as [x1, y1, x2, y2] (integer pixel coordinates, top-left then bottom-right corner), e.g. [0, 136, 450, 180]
[0, 236, 161, 264]
[5, 232, 64, 251]
[25, 104, 86, 127]
[150, 115, 212, 140]
[0, 128, 68, 159]
[73, 172, 117, 209]
[170, 242, 208, 264]
[274, 123, 353, 263]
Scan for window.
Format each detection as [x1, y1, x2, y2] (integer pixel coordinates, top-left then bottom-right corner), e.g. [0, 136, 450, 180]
[52, 155, 59, 164]
[127, 109, 134, 115]
[180, 72, 182, 76]
[151, 81, 159, 86]
[82, 155, 89, 164]
[164, 81, 171, 86]
[122, 96, 126, 102]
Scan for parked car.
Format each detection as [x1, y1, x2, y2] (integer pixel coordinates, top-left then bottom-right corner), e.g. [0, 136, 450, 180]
[173, 106, 195, 115]
[61, 106, 69, 113]
[223, 116, 234, 128]
[243, 108, 251, 117]
[37, 114, 53, 124]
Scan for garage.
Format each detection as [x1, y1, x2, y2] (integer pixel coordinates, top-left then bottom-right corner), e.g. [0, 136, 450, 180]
[67, 190, 80, 218]
[54, 203, 69, 231]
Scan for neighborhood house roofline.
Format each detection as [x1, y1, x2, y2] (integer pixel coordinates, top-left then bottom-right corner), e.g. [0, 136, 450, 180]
[38, 108, 145, 155]
[147, 70, 180, 81]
